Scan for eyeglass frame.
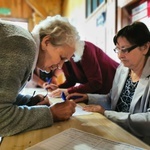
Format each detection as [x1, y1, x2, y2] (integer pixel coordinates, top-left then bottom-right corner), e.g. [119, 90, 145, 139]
[50, 57, 69, 71]
[114, 45, 138, 54]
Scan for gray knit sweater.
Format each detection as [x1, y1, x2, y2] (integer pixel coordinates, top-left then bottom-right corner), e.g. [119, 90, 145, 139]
[0, 21, 53, 136]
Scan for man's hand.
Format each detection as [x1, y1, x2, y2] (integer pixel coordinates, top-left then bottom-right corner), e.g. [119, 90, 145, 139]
[27, 94, 50, 106]
[50, 100, 76, 122]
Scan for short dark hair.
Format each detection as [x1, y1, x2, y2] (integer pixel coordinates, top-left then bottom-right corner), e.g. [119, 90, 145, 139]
[113, 21, 150, 56]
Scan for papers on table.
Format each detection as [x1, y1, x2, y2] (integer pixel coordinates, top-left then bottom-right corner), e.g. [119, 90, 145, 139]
[73, 104, 92, 116]
[20, 88, 92, 116]
[25, 128, 145, 150]
[20, 88, 47, 96]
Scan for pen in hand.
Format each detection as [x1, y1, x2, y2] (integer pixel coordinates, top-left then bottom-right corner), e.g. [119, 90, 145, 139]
[43, 78, 52, 99]
[69, 96, 83, 100]
[27, 91, 37, 106]
[32, 91, 36, 98]
[61, 92, 66, 101]
[47, 78, 52, 84]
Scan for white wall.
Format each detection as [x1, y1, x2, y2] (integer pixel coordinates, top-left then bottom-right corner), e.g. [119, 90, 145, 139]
[65, 0, 120, 62]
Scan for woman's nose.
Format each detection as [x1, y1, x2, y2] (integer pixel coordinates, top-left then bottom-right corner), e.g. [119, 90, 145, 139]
[118, 52, 125, 59]
[50, 62, 64, 70]
[57, 62, 64, 69]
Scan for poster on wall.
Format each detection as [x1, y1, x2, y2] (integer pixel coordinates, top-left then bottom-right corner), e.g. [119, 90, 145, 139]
[132, 0, 150, 30]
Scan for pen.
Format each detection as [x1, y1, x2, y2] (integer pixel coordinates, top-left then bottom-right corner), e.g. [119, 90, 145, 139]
[47, 78, 52, 84]
[43, 78, 52, 99]
[69, 96, 83, 100]
[61, 92, 66, 101]
[32, 91, 36, 98]
[27, 91, 37, 106]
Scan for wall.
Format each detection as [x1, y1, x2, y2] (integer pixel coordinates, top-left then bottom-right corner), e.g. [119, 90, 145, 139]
[0, 0, 119, 62]
[62, 0, 86, 41]
[62, 0, 119, 62]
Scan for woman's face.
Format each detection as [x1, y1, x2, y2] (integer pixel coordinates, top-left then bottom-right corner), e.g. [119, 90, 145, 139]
[116, 36, 148, 70]
[37, 36, 75, 73]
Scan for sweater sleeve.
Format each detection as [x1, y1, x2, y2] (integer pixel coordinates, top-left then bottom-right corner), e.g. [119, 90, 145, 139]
[87, 93, 111, 110]
[104, 110, 150, 138]
[88, 93, 150, 138]
[0, 35, 53, 136]
[67, 44, 104, 94]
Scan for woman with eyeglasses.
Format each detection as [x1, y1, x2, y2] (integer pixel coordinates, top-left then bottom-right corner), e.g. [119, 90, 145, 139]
[67, 21, 150, 145]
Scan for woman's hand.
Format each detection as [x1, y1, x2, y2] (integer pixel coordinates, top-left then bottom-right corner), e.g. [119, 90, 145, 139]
[43, 82, 58, 91]
[50, 88, 68, 98]
[83, 105, 105, 115]
[67, 93, 88, 103]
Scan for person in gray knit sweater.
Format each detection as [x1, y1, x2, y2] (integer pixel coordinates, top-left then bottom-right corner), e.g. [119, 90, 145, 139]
[0, 15, 79, 136]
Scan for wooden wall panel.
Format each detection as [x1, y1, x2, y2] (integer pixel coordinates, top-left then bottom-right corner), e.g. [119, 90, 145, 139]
[0, 0, 32, 19]
[0, 0, 63, 29]
[26, 0, 62, 23]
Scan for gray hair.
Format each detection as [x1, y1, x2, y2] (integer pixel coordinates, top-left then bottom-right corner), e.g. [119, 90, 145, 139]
[32, 15, 80, 47]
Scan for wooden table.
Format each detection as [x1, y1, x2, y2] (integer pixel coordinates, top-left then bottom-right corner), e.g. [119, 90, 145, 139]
[0, 109, 149, 150]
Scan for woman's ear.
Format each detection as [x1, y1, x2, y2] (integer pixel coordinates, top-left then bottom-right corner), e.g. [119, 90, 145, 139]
[141, 42, 150, 55]
[41, 35, 50, 51]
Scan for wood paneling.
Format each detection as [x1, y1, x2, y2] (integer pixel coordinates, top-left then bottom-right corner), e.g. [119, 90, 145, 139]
[26, 0, 62, 24]
[0, 0, 63, 29]
[0, 0, 32, 19]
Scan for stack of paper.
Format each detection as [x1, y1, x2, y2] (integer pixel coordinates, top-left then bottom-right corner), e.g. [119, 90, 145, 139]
[26, 128, 145, 150]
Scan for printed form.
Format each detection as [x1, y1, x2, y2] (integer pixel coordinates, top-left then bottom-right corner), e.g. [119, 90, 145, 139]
[20, 88, 92, 116]
[26, 128, 145, 150]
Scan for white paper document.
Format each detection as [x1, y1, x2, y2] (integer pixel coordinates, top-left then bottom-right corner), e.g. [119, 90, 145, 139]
[26, 128, 145, 150]
[73, 104, 92, 116]
[21, 88, 92, 116]
[49, 98, 92, 116]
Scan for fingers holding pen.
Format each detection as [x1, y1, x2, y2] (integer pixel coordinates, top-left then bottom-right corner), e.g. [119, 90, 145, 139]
[36, 95, 51, 106]
[43, 78, 59, 92]
[50, 89, 68, 98]
[50, 92, 76, 121]
[43, 83, 58, 91]
[50, 99, 76, 122]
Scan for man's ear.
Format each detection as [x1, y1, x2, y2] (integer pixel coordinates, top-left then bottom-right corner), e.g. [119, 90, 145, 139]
[41, 35, 50, 51]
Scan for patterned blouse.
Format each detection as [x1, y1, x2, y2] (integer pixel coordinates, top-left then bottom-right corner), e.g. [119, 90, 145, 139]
[116, 74, 139, 112]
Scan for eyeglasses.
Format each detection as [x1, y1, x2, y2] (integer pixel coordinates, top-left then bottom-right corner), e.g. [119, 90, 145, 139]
[50, 56, 69, 70]
[60, 56, 69, 62]
[114, 45, 138, 54]
[50, 64, 61, 70]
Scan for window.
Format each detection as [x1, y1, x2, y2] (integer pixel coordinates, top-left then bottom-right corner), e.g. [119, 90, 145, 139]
[86, 0, 92, 18]
[92, 0, 98, 12]
[99, 0, 105, 5]
[86, 0, 106, 18]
